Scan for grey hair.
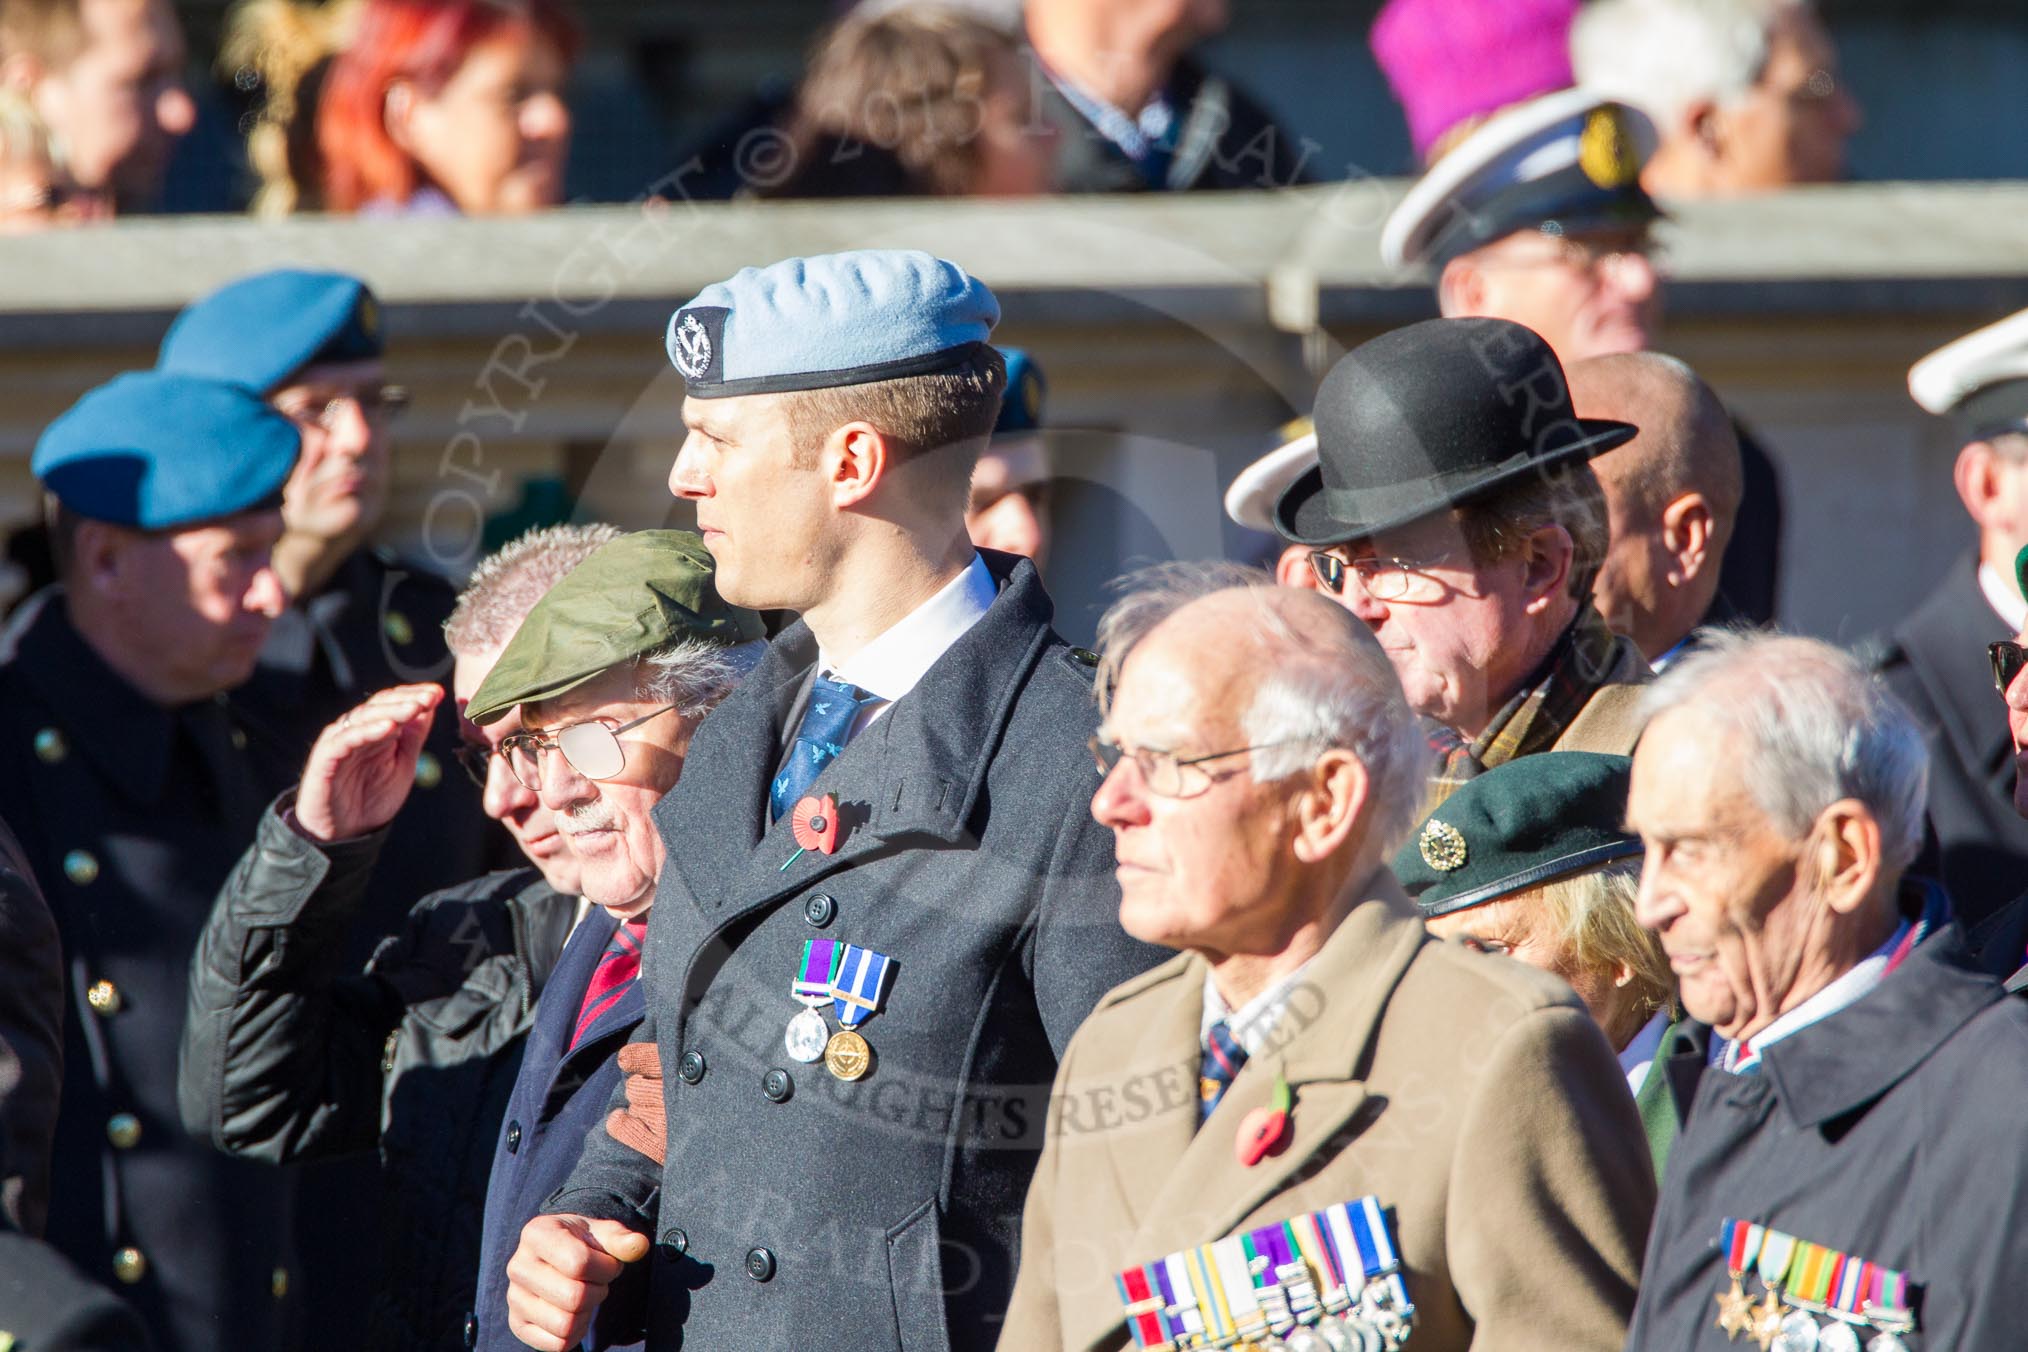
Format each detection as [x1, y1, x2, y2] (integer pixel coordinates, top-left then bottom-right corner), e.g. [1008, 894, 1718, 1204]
[1095, 560, 1433, 857]
[1573, 0, 1805, 130]
[444, 522, 626, 656]
[1637, 629, 1929, 869]
[636, 637, 768, 719]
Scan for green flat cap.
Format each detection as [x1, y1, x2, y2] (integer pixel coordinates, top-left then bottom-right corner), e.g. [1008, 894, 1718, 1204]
[1393, 751, 1641, 918]
[466, 530, 764, 725]
[2015, 542, 2028, 604]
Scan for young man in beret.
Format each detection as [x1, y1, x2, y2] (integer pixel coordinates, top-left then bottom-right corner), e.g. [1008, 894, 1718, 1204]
[1274, 315, 1651, 798]
[506, 249, 1160, 1352]
[157, 264, 503, 1351]
[0, 372, 301, 1352]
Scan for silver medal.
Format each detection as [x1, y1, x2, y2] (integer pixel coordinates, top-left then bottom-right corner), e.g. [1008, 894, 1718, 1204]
[1773, 1310, 1820, 1352]
[784, 1007, 831, 1062]
[1864, 1335, 1909, 1352]
[1817, 1320, 1862, 1352]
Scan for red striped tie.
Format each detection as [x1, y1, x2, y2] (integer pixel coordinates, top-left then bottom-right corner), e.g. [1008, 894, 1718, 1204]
[571, 920, 646, 1051]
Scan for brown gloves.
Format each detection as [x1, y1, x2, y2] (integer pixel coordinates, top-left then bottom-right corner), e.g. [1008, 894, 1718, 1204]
[604, 1041, 667, 1165]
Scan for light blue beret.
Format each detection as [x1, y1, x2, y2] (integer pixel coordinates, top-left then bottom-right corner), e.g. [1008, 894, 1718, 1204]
[33, 372, 301, 530]
[665, 250, 1000, 398]
[159, 268, 384, 394]
[995, 348, 1046, 435]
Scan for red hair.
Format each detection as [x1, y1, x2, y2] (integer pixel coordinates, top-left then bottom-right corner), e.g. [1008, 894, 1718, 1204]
[316, 0, 580, 212]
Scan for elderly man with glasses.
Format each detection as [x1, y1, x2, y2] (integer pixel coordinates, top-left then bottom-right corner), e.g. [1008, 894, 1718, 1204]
[181, 528, 760, 1352]
[1272, 316, 1652, 799]
[998, 567, 1655, 1352]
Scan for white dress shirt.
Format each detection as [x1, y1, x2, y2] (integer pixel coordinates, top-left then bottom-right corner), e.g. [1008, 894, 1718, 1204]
[818, 553, 995, 734]
[1721, 918, 1912, 1073]
[1979, 561, 2028, 636]
[1200, 960, 1317, 1060]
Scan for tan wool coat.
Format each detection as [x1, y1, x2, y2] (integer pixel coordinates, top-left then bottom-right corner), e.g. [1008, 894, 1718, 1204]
[997, 874, 1657, 1352]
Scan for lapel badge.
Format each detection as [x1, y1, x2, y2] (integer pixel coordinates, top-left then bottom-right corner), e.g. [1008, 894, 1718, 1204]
[780, 793, 841, 872]
[1417, 819, 1467, 872]
[1235, 1069, 1294, 1167]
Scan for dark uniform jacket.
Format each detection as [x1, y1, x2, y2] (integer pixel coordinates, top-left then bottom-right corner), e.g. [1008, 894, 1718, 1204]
[1715, 421, 1784, 628]
[1625, 885, 2028, 1351]
[180, 801, 575, 1351]
[471, 911, 645, 1352]
[1038, 55, 1314, 194]
[1870, 554, 2028, 931]
[0, 811, 62, 1236]
[233, 547, 506, 1351]
[0, 591, 294, 1352]
[547, 554, 1163, 1352]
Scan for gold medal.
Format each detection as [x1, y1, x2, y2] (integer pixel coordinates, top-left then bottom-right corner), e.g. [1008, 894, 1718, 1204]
[1716, 1273, 1756, 1341]
[1752, 1287, 1790, 1352]
[824, 1029, 872, 1081]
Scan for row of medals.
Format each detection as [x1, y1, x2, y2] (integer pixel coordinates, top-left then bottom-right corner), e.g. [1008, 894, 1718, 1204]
[1716, 1273, 1913, 1352]
[785, 1001, 872, 1081]
[1209, 1271, 1413, 1352]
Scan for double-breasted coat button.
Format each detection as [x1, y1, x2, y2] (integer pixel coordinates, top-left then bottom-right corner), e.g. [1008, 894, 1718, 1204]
[230, 726, 248, 751]
[414, 751, 443, 790]
[762, 1069, 793, 1102]
[112, 1248, 147, 1284]
[659, 1228, 688, 1255]
[804, 893, 836, 927]
[85, 979, 122, 1015]
[271, 1267, 290, 1300]
[62, 850, 99, 886]
[32, 727, 65, 763]
[745, 1247, 776, 1282]
[678, 1050, 706, 1084]
[385, 611, 415, 645]
[505, 1120, 522, 1153]
[462, 1311, 477, 1348]
[106, 1113, 141, 1150]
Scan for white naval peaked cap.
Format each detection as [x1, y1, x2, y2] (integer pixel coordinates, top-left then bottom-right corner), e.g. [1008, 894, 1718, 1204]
[1908, 307, 2028, 441]
[1224, 421, 1318, 533]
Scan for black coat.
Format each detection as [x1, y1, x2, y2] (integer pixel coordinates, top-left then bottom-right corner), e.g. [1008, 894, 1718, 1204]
[546, 555, 1164, 1352]
[1624, 886, 2028, 1351]
[179, 801, 576, 1350]
[1713, 421, 1784, 627]
[0, 1233, 150, 1352]
[0, 592, 295, 1352]
[0, 809, 62, 1236]
[1869, 554, 2028, 931]
[232, 548, 508, 1351]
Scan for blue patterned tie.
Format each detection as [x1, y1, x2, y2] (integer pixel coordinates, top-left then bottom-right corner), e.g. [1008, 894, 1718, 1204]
[770, 674, 877, 821]
[1198, 1020, 1249, 1124]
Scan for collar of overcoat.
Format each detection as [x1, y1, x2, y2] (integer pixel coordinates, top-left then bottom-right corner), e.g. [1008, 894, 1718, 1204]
[1895, 554, 2017, 791]
[654, 550, 1060, 931]
[1092, 871, 1431, 1294]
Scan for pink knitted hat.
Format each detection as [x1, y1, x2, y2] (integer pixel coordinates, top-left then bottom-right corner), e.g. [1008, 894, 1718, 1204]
[1370, 0, 1581, 161]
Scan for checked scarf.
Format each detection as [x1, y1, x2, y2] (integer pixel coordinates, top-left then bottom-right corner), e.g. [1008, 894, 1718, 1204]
[1425, 603, 1649, 803]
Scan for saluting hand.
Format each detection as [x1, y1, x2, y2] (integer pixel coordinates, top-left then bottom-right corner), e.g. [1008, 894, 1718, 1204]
[294, 683, 445, 842]
[506, 1213, 650, 1350]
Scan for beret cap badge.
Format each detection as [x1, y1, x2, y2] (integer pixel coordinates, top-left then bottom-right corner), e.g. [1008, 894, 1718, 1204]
[672, 312, 712, 380]
[1579, 105, 1639, 190]
[1418, 819, 1468, 873]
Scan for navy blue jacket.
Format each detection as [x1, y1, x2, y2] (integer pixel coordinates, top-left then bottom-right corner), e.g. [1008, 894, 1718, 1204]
[473, 909, 645, 1352]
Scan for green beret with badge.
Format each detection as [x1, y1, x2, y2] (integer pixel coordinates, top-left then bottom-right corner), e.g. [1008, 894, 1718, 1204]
[466, 529, 764, 725]
[1393, 751, 1641, 918]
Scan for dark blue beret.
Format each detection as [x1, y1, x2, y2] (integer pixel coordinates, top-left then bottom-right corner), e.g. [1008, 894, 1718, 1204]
[995, 348, 1046, 436]
[33, 372, 301, 530]
[159, 269, 384, 394]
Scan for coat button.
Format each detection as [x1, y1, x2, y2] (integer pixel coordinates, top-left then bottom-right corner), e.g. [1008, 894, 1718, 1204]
[678, 1050, 706, 1084]
[230, 726, 248, 751]
[744, 1247, 776, 1282]
[414, 752, 443, 790]
[112, 1247, 147, 1284]
[659, 1227, 688, 1255]
[385, 611, 415, 645]
[106, 1113, 141, 1150]
[33, 727, 65, 763]
[62, 850, 99, 886]
[462, 1311, 477, 1348]
[86, 979, 122, 1016]
[272, 1267, 289, 1300]
[505, 1120, 522, 1154]
[762, 1069, 793, 1103]
[804, 893, 836, 927]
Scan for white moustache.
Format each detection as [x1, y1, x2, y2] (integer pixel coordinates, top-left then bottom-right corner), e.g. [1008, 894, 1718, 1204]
[559, 800, 617, 834]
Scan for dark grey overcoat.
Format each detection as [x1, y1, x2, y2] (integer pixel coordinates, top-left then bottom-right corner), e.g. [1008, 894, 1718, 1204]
[547, 554, 1161, 1351]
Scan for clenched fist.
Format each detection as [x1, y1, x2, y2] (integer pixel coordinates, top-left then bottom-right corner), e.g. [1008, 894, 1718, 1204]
[505, 1213, 650, 1351]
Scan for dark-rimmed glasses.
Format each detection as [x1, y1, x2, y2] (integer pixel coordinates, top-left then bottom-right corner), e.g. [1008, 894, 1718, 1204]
[1989, 640, 2027, 695]
[1089, 735, 1305, 799]
[497, 705, 679, 792]
[1309, 550, 1455, 604]
[453, 742, 496, 788]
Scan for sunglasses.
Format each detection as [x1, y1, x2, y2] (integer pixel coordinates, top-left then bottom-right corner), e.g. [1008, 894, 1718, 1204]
[1991, 641, 2028, 695]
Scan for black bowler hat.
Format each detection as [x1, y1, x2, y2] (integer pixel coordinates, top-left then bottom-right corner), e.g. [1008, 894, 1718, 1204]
[1272, 317, 1637, 546]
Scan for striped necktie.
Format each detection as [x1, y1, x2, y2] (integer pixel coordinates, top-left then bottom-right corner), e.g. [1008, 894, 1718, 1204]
[570, 920, 646, 1051]
[1198, 1020, 1249, 1124]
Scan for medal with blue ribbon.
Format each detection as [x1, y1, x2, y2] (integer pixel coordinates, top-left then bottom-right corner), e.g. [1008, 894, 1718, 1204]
[818, 942, 894, 1081]
[1710, 1220, 1918, 1352]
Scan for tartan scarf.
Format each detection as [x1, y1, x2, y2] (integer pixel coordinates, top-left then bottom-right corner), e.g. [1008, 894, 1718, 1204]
[1425, 602, 1648, 799]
